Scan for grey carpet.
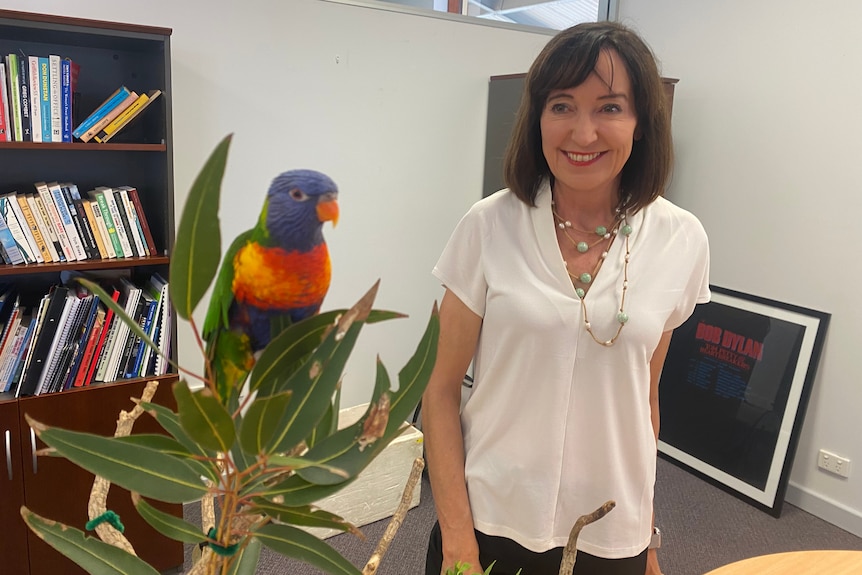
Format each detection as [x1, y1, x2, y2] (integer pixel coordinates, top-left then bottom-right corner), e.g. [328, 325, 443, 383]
[183, 457, 862, 574]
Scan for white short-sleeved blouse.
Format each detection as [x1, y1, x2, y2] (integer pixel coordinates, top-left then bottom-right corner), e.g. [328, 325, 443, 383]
[432, 181, 710, 558]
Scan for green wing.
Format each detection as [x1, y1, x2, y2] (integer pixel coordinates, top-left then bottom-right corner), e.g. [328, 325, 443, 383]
[202, 228, 254, 341]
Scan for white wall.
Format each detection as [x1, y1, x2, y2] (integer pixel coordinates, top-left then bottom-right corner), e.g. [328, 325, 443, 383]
[619, 0, 862, 535]
[2, 2, 550, 407]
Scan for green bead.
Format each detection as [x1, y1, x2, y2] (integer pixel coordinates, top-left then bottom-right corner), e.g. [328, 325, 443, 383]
[576, 287, 585, 298]
[579, 272, 592, 284]
[617, 312, 629, 324]
[595, 225, 607, 236]
[621, 224, 633, 236]
[577, 241, 588, 253]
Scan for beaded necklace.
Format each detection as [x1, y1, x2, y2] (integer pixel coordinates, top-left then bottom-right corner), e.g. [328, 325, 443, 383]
[551, 196, 633, 347]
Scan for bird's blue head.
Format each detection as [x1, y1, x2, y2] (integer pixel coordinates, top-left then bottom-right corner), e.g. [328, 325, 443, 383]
[265, 169, 339, 251]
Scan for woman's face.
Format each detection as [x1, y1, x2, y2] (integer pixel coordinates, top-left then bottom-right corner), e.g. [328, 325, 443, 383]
[540, 49, 638, 200]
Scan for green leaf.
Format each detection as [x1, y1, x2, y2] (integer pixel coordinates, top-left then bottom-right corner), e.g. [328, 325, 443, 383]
[172, 133, 232, 319]
[114, 434, 218, 482]
[21, 506, 160, 575]
[265, 282, 380, 454]
[76, 279, 170, 372]
[255, 523, 362, 575]
[132, 493, 207, 544]
[27, 415, 208, 504]
[251, 307, 403, 398]
[140, 401, 215, 461]
[238, 390, 292, 455]
[173, 380, 236, 453]
[296, 303, 438, 485]
[251, 474, 355, 507]
[227, 537, 262, 575]
[249, 499, 357, 535]
[306, 393, 334, 449]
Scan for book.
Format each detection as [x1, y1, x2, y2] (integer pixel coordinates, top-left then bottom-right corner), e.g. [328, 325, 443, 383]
[63, 184, 99, 259]
[30, 194, 64, 262]
[16, 286, 68, 396]
[4, 192, 42, 263]
[72, 85, 131, 140]
[27, 56, 42, 142]
[49, 55, 62, 142]
[79, 90, 136, 143]
[89, 200, 116, 258]
[36, 290, 77, 394]
[72, 305, 105, 387]
[84, 287, 119, 386]
[117, 188, 145, 256]
[5, 54, 22, 141]
[16, 53, 32, 142]
[95, 89, 161, 143]
[0, 63, 9, 142]
[0, 195, 37, 264]
[60, 58, 72, 142]
[80, 199, 108, 259]
[88, 189, 125, 257]
[35, 181, 76, 261]
[104, 188, 134, 257]
[0, 205, 24, 265]
[47, 181, 88, 260]
[37, 56, 51, 143]
[16, 194, 52, 262]
[0, 318, 30, 392]
[121, 186, 157, 255]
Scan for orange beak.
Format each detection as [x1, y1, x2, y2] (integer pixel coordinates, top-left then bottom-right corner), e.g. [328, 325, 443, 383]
[316, 198, 339, 227]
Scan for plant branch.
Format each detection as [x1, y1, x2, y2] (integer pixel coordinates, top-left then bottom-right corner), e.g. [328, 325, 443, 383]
[87, 380, 160, 554]
[362, 457, 425, 575]
[557, 500, 616, 575]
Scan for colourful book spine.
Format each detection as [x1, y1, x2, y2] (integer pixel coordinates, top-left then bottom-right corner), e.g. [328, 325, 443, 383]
[0, 207, 24, 264]
[79, 91, 136, 143]
[0, 63, 9, 142]
[35, 181, 75, 262]
[60, 58, 72, 142]
[16, 54, 31, 142]
[89, 190, 124, 257]
[0, 198, 34, 264]
[38, 57, 51, 142]
[6, 55, 21, 141]
[72, 85, 129, 139]
[27, 56, 41, 142]
[49, 55, 62, 142]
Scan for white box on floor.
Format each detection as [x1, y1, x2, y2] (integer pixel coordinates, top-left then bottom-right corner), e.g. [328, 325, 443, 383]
[303, 403, 424, 539]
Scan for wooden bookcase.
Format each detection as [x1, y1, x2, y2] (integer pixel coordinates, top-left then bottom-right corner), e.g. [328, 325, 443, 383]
[0, 10, 182, 574]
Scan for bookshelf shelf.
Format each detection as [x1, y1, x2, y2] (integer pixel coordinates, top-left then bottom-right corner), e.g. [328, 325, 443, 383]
[0, 9, 180, 574]
[0, 142, 167, 151]
[0, 255, 170, 276]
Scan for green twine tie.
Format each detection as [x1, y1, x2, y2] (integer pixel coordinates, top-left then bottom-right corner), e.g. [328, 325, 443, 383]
[86, 510, 125, 533]
[206, 527, 240, 557]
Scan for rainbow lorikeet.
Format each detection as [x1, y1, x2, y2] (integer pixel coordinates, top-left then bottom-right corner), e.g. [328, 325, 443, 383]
[202, 169, 339, 400]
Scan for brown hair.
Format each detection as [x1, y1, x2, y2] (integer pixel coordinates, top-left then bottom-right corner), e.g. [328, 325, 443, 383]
[503, 21, 672, 213]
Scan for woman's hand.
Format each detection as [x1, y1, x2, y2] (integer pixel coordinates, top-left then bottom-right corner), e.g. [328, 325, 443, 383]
[645, 548, 662, 575]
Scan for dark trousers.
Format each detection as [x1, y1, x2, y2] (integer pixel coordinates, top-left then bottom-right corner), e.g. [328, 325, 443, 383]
[425, 521, 647, 575]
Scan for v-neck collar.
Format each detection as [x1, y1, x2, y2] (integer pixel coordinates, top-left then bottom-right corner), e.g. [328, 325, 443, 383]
[531, 180, 632, 301]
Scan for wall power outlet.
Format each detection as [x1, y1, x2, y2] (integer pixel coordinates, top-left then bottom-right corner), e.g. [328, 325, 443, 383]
[818, 449, 851, 478]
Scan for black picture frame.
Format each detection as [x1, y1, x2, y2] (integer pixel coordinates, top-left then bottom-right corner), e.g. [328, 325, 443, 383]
[657, 285, 830, 517]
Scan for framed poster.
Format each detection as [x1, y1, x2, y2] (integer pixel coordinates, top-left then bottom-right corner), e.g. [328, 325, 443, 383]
[657, 285, 830, 516]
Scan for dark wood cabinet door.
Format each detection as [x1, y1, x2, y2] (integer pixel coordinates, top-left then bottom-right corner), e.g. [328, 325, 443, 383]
[18, 378, 183, 574]
[0, 399, 30, 574]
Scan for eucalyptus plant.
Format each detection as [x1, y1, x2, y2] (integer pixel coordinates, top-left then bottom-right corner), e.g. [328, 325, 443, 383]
[19, 134, 439, 575]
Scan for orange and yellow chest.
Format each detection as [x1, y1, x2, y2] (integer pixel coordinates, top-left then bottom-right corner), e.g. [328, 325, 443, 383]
[231, 241, 331, 310]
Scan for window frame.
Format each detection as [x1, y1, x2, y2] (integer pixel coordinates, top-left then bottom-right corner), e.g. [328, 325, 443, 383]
[318, 0, 618, 33]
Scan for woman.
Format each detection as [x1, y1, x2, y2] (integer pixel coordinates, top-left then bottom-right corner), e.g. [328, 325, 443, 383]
[422, 21, 710, 575]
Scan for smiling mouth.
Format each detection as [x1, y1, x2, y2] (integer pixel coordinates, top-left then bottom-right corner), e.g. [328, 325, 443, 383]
[566, 151, 603, 163]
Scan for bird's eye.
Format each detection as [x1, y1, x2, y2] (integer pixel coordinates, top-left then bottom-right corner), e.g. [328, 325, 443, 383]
[290, 188, 309, 201]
